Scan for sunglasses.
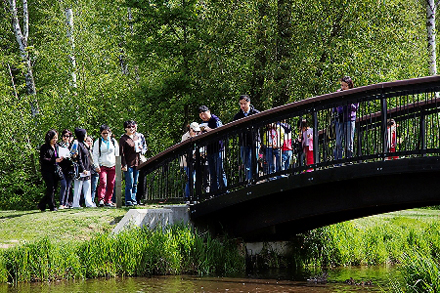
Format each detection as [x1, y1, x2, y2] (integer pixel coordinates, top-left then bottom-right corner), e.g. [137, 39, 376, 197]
[102, 132, 110, 135]
[63, 135, 71, 138]
[126, 125, 135, 129]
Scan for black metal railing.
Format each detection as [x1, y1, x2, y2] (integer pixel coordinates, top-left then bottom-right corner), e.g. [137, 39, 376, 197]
[138, 76, 440, 203]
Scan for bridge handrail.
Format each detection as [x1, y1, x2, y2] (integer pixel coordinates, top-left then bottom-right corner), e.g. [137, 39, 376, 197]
[138, 75, 440, 202]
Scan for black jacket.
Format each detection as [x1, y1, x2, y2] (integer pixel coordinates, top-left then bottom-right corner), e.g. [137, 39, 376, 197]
[233, 105, 260, 147]
[40, 144, 59, 173]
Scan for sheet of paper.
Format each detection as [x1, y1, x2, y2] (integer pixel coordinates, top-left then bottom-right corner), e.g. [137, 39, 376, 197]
[58, 147, 70, 158]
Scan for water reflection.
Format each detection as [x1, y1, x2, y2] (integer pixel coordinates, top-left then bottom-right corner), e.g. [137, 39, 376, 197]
[1, 266, 397, 292]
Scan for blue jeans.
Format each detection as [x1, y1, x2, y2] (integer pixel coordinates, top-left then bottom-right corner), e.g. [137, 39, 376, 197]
[207, 152, 227, 193]
[90, 173, 99, 202]
[335, 121, 355, 160]
[59, 175, 72, 206]
[240, 146, 253, 181]
[265, 148, 281, 174]
[184, 166, 195, 200]
[282, 150, 292, 170]
[124, 167, 139, 204]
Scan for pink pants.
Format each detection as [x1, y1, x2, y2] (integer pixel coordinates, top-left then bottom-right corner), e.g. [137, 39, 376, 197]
[97, 166, 116, 203]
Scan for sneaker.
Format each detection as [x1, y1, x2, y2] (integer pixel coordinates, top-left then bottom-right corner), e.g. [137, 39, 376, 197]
[99, 199, 104, 207]
[58, 205, 66, 210]
[125, 201, 133, 206]
[105, 202, 115, 207]
[131, 200, 138, 205]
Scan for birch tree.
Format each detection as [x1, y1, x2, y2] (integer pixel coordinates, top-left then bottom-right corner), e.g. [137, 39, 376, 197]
[65, 8, 77, 89]
[427, 0, 437, 75]
[8, 0, 39, 117]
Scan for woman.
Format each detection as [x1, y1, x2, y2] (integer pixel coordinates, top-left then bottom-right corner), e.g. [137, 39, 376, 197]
[93, 125, 118, 207]
[57, 129, 74, 209]
[72, 128, 96, 208]
[119, 120, 141, 206]
[180, 122, 200, 202]
[299, 119, 314, 172]
[85, 136, 99, 204]
[39, 130, 64, 211]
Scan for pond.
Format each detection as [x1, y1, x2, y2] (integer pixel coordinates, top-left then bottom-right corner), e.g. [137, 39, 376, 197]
[0, 265, 399, 292]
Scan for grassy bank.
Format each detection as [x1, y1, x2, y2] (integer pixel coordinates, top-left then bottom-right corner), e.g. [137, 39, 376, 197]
[289, 209, 440, 268]
[0, 207, 245, 283]
[2, 207, 440, 287]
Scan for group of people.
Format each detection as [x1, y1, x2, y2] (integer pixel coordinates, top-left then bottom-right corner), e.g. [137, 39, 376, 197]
[178, 76, 374, 198]
[40, 76, 400, 209]
[38, 121, 147, 212]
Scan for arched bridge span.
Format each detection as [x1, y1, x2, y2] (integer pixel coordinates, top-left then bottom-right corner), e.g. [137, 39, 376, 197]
[138, 76, 440, 241]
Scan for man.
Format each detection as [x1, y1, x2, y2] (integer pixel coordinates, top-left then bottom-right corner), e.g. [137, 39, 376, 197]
[233, 94, 260, 181]
[199, 105, 227, 193]
[134, 121, 148, 204]
[119, 120, 141, 206]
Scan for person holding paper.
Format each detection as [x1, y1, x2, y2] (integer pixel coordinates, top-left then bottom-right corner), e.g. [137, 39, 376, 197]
[72, 128, 96, 208]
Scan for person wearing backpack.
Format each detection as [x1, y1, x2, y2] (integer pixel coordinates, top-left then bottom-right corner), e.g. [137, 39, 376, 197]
[93, 125, 119, 207]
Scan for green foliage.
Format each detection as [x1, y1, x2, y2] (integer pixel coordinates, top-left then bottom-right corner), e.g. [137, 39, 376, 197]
[0, 0, 436, 208]
[0, 225, 244, 283]
[289, 215, 440, 269]
[393, 250, 440, 292]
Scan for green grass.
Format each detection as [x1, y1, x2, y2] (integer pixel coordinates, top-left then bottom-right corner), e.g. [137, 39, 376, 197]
[0, 206, 149, 247]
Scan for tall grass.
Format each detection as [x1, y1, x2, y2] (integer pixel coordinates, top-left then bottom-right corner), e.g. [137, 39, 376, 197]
[0, 224, 245, 283]
[391, 250, 440, 292]
[289, 219, 440, 268]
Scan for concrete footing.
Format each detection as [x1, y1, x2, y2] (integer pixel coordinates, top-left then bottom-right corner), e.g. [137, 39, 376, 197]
[112, 205, 191, 234]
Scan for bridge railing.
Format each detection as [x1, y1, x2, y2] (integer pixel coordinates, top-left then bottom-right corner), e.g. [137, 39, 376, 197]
[139, 76, 440, 203]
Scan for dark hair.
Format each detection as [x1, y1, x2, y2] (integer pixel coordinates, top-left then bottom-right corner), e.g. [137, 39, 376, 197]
[298, 119, 307, 129]
[341, 76, 354, 89]
[198, 105, 209, 113]
[100, 124, 111, 133]
[61, 129, 72, 137]
[123, 120, 135, 128]
[45, 129, 58, 145]
[387, 119, 396, 127]
[239, 94, 250, 102]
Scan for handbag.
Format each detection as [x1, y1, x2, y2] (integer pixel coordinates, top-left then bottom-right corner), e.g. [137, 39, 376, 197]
[54, 165, 64, 181]
[71, 161, 81, 180]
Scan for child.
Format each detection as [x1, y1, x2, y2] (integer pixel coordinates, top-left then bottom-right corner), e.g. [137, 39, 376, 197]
[298, 119, 314, 171]
[386, 119, 399, 160]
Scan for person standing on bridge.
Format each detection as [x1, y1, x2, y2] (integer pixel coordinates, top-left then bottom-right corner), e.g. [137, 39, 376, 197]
[199, 105, 227, 193]
[299, 119, 314, 172]
[233, 94, 260, 182]
[334, 76, 358, 162]
[181, 122, 201, 202]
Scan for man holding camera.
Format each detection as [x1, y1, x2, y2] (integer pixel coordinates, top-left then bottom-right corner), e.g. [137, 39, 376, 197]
[199, 105, 227, 193]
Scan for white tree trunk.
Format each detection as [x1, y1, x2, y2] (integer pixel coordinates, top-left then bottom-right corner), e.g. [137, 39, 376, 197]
[8, 0, 39, 116]
[65, 8, 77, 89]
[427, 0, 437, 75]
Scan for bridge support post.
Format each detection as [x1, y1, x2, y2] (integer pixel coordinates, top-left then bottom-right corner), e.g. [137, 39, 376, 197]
[115, 155, 122, 208]
[313, 111, 319, 167]
[381, 96, 388, 159]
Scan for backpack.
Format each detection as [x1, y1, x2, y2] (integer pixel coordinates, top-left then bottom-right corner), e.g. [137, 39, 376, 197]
[98, 138, 116, 157]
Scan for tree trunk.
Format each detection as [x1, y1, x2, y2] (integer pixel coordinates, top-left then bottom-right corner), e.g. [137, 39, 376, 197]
[65, 8, 77, 89]
[8, 0, 39, 116]
[427, 0, 437, 75]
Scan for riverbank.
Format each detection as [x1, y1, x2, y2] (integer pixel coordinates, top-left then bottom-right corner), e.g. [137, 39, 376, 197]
[0, 206, 245, 283]
[1, 207, 440, 289]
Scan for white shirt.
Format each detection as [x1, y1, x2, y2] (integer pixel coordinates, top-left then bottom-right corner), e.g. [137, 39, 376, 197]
[92, 138, 119, 168]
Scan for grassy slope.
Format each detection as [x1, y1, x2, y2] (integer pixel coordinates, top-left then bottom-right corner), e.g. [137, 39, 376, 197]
[0, 207, 149, 247]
